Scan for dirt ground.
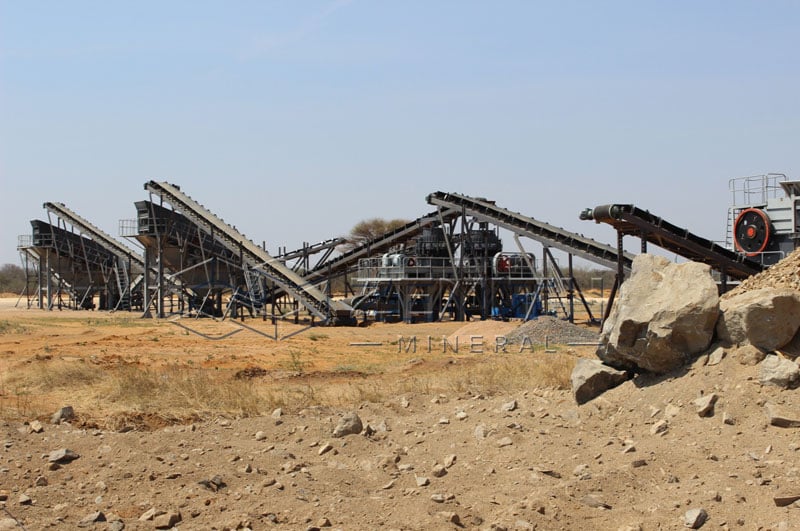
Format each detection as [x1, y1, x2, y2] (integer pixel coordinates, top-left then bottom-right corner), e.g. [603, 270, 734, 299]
[1, 297, 799, 530]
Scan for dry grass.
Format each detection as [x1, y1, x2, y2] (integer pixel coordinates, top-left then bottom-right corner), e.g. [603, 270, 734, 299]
[0, 351, 574, 429]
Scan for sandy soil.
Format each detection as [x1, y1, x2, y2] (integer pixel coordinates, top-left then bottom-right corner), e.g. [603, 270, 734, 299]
[1, 300, 799, 530]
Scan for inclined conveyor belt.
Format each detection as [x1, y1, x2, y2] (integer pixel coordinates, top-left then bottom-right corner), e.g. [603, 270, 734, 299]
[581, 204, 765, 280]
[44, 202, 144, 267]
[304, 208, 460, 282]
[144, 181, 344, 322]
[426, 192, 634, 272]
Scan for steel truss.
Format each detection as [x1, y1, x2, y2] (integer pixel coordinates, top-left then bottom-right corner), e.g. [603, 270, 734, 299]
[133, 181, 353, 337]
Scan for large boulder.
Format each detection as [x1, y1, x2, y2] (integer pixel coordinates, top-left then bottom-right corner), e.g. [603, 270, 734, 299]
[571, 358, 629, 404]
[597, 255, 719, 374]
[716, 288, 800, 351]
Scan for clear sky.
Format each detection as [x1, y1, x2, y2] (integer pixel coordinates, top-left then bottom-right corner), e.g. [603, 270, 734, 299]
[1, 1, 798, 268]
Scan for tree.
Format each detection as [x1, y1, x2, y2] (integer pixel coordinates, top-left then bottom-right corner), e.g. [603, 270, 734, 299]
[0, 263, 26, 294]
[341, 218, 409, 251]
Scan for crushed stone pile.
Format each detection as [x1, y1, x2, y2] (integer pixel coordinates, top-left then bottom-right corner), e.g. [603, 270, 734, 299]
[505, 316, 600, 346]
[725, 248, 800, 298]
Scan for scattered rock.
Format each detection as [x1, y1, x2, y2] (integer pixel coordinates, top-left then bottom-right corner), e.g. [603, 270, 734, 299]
[415, 476, 430, 487]
[581, 494, 611, 509]
[773, 494, 800, 507]
[501, 399, 517, 412]
[597, 255, 719, 373]
[571, 358, 629, 404]
[332, 411, 363, 438]
[706, 346, 726, 366]
[650, 420, 669, 436]
[154, 511, 181, 529]
[765, 402, 800, 428]
[717, 288, 800, 351]
[318, 442, 333, 456]
[693, 394, 718, 417]
[48, 448, 80, 464]
[444, 454, 457, 468]
[18, 493, 32, 505]
[255, 431, 267, 441]
[432, 464, 447, 478]
[497, 437, 513, 448]
[28, 420, 44, 433]
[759, 355, 800, 388]
[77, 511, 106, 527]
[731, 344, 767, 366]
[683, 508, 708, 529]
[51, 406, 74, 425]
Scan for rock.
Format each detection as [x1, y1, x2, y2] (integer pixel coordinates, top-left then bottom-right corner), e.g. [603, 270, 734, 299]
[318, 442, 333, 456]
[431, 493, 446, 503]
[108, 521, 125, 531]
[255, 431, 267, 441]
[271, 408, 283, 419]
[139, 508, 157, 521]
[597, 255, 719, 373]
[731, 344, 767, 366]
[18, 493, 31, 505]
[581, 494, 611, 509]
[77, 511, 106, 527]
[571, 358, 629, 404]
[48, 448, 80, 464]
[415, 476, 430, 487]
[51, 405, 75, 424]
[501, 400, 517, 412]
[693, 394, 718, 417]
[432, 464, 447, 478]
[773, 494, 800, 507]
[760, 355, 800, 388]
[437, 512, 461, 525]
[497, 437, 513, 447]
[332, 411, 363, 438]
[34, 475, 47, 486]
[765, 402, 800, 427]
[317, 517, 332, 527]
[154, 511, 181, 529]
[723, 412, 736, 425]
[444, 454, 457, 468]
[683, 508, 708, 528]
[717, 288, 800, 350]
[474, 425, 487, 439]
[28, 420, 44, 433]
[650, 420, 669, 435]
[455, 411, 468, 420]
[665, 404, 681, 418]
[706, 346, 726, 366]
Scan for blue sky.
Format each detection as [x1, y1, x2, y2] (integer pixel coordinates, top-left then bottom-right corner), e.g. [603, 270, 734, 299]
[1, 1, 798, 267]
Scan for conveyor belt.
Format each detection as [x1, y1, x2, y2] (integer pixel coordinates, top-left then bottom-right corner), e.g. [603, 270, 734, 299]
[44, 202, 144, 268]
[144, 181, 344, 322]
[581, 204, 765, 280]
[304, 208, 459, 282]
[426, 192, 634, 272]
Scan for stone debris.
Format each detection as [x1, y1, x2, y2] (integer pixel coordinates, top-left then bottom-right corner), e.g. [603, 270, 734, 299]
[597, 255, 719, 374]
[693, 394, 718, 417]
[759, 355, 800, 388]
[765, 402, 800, 428]
[154, 511, 181, 529]
[773, 494, 800, 507]
[77, 511, 106, 528]
[717, 288, 800, 351]
[332, 411, 363, 438]
[505, 316, 600, 346]
[255, 430, 267, 441]
[28, 420, 44, 433]
[580, 494, 611, 509]
[683, 508, 708, 529]
[501, 399, 517, 412]
[48, 448, 80, 464]
[571, 358, 629, 404]
[51, 405, 75, 425]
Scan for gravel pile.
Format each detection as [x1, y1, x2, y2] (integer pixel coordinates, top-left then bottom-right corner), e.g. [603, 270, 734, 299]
[505, 316, 600, 346]
[724, 248, 800, 298]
